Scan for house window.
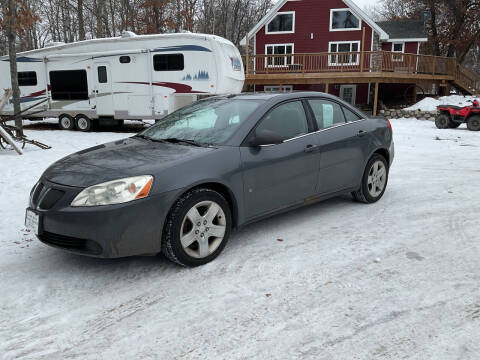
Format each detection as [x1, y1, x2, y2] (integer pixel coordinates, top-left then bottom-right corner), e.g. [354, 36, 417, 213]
[18, 71, 37, 86]
[266, 11, 295, 34]
[153, 54, 184, 71]
[265, 44, 294, 67]
[330, 9, 361, 31]
[264, 85, 293, 93]
[328, 41, 360, 66]
[392, 42, 405, 61]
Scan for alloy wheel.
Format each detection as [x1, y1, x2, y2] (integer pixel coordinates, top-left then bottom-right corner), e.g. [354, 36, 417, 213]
[180, 200, 226, 259]
[367, 160, 387, 198]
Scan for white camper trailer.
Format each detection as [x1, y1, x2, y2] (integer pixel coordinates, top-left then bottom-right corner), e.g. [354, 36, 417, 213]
[0, 32, 244, 130]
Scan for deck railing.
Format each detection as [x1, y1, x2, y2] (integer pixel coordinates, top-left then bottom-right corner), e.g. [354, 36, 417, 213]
[243, 51, 480, 93]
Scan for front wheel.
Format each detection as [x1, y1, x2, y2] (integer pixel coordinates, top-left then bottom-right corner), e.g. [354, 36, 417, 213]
[435, 114, 451, 129]
[467, 116, 480, 131]
[352, 154, 389, 204]
[161, 188, 232, 266]
[58, 114, 75, 130]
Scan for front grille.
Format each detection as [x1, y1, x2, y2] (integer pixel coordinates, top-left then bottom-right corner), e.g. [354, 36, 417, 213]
[39, 231, 102, 255]
[39, 189, 65, 210]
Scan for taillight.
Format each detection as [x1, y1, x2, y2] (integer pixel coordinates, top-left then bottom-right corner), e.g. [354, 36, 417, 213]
[387, 119, 392, 132]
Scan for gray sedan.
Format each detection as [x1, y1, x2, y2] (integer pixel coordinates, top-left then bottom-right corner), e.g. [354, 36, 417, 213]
[26, 92, 394, 266]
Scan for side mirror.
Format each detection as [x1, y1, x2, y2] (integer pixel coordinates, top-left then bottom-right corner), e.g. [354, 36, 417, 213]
[249, 129, 283, 147]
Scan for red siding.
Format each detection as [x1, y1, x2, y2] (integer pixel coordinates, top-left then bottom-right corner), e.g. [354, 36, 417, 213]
[381, 41, 420, 54]
[255, 0, 373, 55]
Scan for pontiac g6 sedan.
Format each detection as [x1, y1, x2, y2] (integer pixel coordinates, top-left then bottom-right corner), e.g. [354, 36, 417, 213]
[26, 92, 394, 266]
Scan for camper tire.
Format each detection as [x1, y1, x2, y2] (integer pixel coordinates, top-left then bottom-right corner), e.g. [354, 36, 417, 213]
[59, 114, 75, 130]
[75, 115, 92, 131]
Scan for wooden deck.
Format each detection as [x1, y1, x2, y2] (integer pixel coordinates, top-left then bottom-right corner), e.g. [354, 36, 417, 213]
[243, 51, 480, 114]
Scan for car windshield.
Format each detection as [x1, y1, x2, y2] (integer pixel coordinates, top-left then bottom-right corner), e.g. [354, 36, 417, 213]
[139, 98, 263, 145]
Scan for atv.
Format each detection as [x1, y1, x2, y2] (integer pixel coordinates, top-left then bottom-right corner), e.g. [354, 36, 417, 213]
[435, 99, 480, 131]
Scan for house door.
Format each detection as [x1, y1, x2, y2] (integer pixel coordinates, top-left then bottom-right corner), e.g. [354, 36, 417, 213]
[340, 85, 356, 105]
[94, 63, 114, 116]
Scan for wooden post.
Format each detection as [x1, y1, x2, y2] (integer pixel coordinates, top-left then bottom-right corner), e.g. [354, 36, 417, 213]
[432, 57, 436, 76]
[325, 82, 329, 94]
[279, 84, 283, 92]
[412, 84, 417, 103]
[373, 82, 379, 116]
[360, 27, 365, 72]
[245, 33, 249, 75]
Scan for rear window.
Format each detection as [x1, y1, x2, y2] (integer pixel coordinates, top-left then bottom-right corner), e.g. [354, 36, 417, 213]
[308, 99, 346, 129]
[153, 54, 184, 71]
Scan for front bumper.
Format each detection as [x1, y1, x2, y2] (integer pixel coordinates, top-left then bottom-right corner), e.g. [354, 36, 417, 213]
[28, 178, 180, 258]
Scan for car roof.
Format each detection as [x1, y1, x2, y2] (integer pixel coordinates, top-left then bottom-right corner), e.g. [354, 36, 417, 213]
[220, 91, 346, 102]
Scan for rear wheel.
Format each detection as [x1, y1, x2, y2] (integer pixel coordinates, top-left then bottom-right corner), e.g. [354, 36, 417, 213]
[162, 188, 231, 266]
[435, 114, 451, 129]
[75, 115, 92, 131]
[58, 114, 75, 130]
[467, 116, 480, 131]
[352, 154, 389, 204]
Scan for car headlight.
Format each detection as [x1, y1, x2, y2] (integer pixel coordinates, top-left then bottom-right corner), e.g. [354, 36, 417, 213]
[71, 175, 153, 207]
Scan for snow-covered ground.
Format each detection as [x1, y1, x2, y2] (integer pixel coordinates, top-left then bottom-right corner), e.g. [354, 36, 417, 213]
[405, 95, 479, 111]
[1, 119, 480, 359]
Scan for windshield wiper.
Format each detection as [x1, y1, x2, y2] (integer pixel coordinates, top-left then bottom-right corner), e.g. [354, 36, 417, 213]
[161, 138, 205, 147]
[135, 134, 167, 144]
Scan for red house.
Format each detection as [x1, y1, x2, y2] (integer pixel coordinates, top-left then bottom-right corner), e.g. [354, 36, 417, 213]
[241, 0, 428, 106]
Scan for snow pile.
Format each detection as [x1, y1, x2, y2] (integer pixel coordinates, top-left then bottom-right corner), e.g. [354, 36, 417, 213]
[405, 95, 479, 111]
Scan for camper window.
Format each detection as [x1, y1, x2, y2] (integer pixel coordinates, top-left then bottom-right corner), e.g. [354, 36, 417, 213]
[97, 66, 108, 83]
[50, 70, 89, 101]
[119, 56, 131, 64]
[18, 72, 37, 86]
[153, 54, 184, 71]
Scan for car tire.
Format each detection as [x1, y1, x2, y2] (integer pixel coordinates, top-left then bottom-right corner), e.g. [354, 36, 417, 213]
[467, 116, 480, 131]
[161, 188, 232, 267]
[75, 115, 92, 131]
[352, 154, 389, 204]
[435, 114, 451, 129]
[58, 114, 75, 130]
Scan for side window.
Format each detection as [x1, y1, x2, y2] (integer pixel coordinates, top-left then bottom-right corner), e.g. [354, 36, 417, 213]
[343, 106, 362, 122]
[256, 101, 308, 141]
[18, 71, 37, 86]
[97, 66, 107, 83]
[308, 99, 345, 129]
[119, 56, 131, 64]
[153, 54, 184, 71]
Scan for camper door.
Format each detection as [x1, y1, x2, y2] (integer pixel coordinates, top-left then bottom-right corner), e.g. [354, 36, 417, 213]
[94, 63, 114, 116]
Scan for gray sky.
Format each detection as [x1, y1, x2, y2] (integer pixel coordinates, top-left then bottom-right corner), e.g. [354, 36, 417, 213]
[353, 0, 382, 11]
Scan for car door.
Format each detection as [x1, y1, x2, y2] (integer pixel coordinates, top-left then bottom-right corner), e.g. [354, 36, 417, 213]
[306, 98, 367, 194]
[240, 100, 321, 219]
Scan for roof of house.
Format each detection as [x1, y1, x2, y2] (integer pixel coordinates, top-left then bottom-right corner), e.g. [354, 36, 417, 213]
[240, 0, 389, 45]
[376, 20, 428, 42]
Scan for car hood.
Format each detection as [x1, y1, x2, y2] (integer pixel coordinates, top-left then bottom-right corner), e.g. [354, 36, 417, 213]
[43, 137, 214, 187]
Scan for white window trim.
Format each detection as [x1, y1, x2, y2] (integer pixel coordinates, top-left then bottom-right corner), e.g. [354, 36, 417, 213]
[265, 11, 295, 34]
[328, 41, 360, 66]
[329, 8, 362, 32]
[392, 41, 405, 62]
[340, 85, 357, 105]
[264, 85, 293, 93]
[265, 43, 295, 68]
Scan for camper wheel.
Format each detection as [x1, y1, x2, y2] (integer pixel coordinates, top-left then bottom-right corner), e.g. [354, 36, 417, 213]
[58, 114, 75, 130]
[75, 115, 92, 132]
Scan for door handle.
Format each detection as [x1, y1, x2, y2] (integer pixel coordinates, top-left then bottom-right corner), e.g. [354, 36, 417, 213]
[357, 130, 367, 137]
[304, 144, 320, 153]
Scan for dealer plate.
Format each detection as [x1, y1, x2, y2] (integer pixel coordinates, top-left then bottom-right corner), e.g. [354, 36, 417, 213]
[25, 209, 39, 235]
